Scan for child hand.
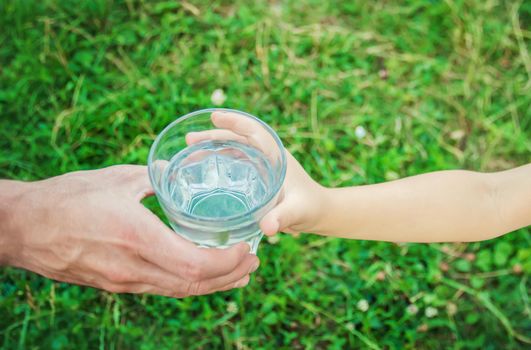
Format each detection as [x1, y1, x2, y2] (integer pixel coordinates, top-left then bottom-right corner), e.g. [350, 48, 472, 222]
[186, 111, 327, 236]
[259, 150, 326, 235]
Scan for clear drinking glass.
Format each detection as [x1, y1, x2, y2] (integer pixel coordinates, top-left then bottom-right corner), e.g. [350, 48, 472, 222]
[148, 108, 287, 253]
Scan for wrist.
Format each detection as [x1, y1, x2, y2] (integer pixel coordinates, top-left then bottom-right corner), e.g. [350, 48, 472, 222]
[310, 185, 336, 235]
[311, 186, 362, 238]
[0, 180, 35, 266]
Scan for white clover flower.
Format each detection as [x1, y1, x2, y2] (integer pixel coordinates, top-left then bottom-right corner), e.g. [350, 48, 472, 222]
[450, 129, 465, 140]
[406, 304, 419, 315]
[345, 322, 355, 332]
[211, 88, 226, 106]
[425, 306, 438, 318]
[446, 303, 458, 316]
[356, 299, 369, 312]
[355, 125, 367, 139]
[267, 235, 280, 245]
[226, 301, 238, 313]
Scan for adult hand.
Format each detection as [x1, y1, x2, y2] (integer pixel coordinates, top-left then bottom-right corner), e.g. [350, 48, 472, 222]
[186, 111, 328, 236]
[0, 165, 259, 297]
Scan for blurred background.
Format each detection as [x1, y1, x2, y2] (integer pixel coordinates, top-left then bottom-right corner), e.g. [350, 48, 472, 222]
[0, 0, 530, 349]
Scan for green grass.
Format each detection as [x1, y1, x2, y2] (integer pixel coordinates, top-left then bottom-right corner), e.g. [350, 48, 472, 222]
[1, 0, 530, 348]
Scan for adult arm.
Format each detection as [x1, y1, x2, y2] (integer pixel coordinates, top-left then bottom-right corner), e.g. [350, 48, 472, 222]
[0, 165, 259, 297]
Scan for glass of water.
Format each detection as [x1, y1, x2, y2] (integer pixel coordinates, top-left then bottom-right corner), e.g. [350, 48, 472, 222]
[148, 108, 287, 253]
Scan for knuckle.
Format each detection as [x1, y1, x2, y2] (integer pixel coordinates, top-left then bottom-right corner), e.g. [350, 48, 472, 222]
[232, 275, 250, 289]
[182, 261, 204, 282]
[241, 275, 251, 287]
[185, 281, 203, 296]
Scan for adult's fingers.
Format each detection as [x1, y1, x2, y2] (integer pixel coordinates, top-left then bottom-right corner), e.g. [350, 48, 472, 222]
[136, 207, 252, 280]
[99, 281, 185, 298]
[105, 255, 257, 297]
[181, 242, 254, 281]
[188, 254, 258, 295]
[84, 249, 255, 297]
[217, 274, 251, 293]
[128, 253, 257, 296]
[103, 280, 247, 298]
[81, 256, 251, 298]
[127, 257, 191, 291]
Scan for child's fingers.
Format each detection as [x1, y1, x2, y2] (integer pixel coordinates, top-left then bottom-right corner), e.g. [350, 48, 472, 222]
[260, 213, 280, 236]
[211, 111, 261, 138]
[186, 128, 275, 162]
[186, 129, 247, 146]
[188, 114, 280, 163]
[211, 112, 279, 154]
[260, 198, 297, 236]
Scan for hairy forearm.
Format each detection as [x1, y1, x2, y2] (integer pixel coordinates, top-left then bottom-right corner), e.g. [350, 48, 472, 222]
[315, 165, 531, 242]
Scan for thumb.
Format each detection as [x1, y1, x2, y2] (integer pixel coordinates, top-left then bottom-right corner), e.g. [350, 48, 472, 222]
[259, 198, 298, 236]
[109, 165, 155, 201]
[127, 165, 155, 201]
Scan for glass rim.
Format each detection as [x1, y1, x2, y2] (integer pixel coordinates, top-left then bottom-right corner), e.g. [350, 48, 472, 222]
[147, 107, 287, 224]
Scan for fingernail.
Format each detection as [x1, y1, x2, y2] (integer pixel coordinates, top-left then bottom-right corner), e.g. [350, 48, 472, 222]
[235, 276, 249, 288]
[272, 221, 280, 234]
[269, 219, 280, 235]
[249, 261, 260, 274]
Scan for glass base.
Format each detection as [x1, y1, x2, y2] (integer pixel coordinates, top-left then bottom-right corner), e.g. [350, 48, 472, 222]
[195, 232, 263, 254]
[247, 232, 263, 254]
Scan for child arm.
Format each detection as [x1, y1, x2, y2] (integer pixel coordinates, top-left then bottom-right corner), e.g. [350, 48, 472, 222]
[188, 111, 530, 242]
[312, 164, 531, 242]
